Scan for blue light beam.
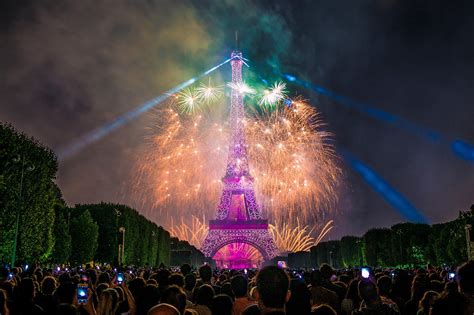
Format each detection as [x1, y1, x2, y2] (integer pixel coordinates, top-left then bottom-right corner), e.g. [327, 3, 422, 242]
[58, 58, 232, 160]
[340, 149, 429, 223]
[281, 73, 474, 165]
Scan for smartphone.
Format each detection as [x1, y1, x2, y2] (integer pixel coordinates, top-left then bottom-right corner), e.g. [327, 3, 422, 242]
[244, 269, 248, 275]
[448, 272, 455, 280]
[277, 261, 287, 269]
[361, 267, 370, 279]
[8, 273, 13, 280]
[77, 284, 88, 304]
[116, 272, 124, 284]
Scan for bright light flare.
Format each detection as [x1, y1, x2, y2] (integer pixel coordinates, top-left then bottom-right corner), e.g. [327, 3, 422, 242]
[196, 82, 223, 103]
[177, 88, 199, 113]
[260, 82, 287, 106]
[228, 82, 255, 95]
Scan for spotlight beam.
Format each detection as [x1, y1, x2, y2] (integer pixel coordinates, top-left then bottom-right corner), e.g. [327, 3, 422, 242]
[340, 148, 429, 224]
[281, 73, 474, 165]
[57, 57, 232, 160]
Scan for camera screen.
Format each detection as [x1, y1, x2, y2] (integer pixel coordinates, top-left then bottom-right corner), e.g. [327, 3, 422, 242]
[77, 285, 88, 304]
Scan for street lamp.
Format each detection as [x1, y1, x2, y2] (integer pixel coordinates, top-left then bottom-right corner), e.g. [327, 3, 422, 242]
[465, 224, 472, 260]
[396, 229, 403, 265]
[118, 227, 126, 266]
[10, 155, 35, 267]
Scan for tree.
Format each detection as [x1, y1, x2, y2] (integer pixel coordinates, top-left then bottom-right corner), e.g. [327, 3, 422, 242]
[69, 210, 98, 265]
[340, 236, 362, 267]
[51, 206, 71, 263]
[363, 228, 394, 267]
[0, 123, 58, 263]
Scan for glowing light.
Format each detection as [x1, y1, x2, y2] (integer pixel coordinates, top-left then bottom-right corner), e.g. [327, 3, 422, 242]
[259, 82, 287, 106]
[196, 81, 223, 104]
[177, 88, 199, 113]
[213, 243, 263, 269]
[227, 82, 255, 95]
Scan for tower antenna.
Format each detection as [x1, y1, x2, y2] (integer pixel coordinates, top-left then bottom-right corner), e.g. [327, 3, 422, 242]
[235, 30, 239, 50]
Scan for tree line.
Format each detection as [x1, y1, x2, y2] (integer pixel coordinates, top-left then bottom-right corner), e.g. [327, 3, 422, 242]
[310, 206, 474, 268]
[0, 123, 173, 266]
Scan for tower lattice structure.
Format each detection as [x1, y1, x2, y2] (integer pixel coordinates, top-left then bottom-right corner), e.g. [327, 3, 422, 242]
[201, 51, 278, 262]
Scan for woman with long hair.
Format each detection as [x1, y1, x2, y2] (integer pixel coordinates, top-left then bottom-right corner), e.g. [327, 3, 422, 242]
[96, 288, 119, 315]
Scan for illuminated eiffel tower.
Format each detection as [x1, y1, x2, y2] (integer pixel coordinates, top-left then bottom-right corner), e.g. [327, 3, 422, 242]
[201, 51, 278, 267]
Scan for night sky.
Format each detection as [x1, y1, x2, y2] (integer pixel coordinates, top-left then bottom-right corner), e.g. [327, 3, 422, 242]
[1, 0, 473, 238]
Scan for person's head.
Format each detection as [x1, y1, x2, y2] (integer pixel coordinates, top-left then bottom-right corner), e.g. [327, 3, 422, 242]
[242, 304, 260, 315]
[319, 264, 334, 281]
[161, 285, 187, 315]
[211, 294, 233, 315]
[286, 279, 311, 315]
[198, 264, 212, 283]
[418, 290, 438, 314]
[56, 303, 78, 315]
[168, 273, 185, 288]
[147, 303, 180, 315]
[310, 270, 324, 287]
[141, 284, 161, 314]
[358, 279, 379, 304]
[220, 282, 235, 301]
[114, 286, 124, 302]
[41, 276, 57, 295]
[411, 274, 429, 299]
[55, 281, 76, 304]
[196, 284, 215, 307]
[180, 264, 191, 276]
[19, 277, 35, 300]
[377, 275, 392, 296]
[184, 274, 196, 291]
[231, 275, 248, 298]
[311, 304, 337, 315]
[96, 283, 110, 299]
[457, 260, 474, 294]
[256, 266, 290, 309]
[156, 269, 172, 287]
[346, 279, 360, 304]
[97, 288, 119, 315]
[128, 277, 147, 302]
[97, 272, 111, 285]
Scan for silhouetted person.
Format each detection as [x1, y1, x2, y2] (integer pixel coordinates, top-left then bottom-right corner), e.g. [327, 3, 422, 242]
[255, 266, 291, 315]
[286, 278, 311, 315]
[231, 275, 255, 315]
[353, 279, 399, 314]
[161, 285, 187, 315]
[211, 294, 233, 315]
[310, 270, 339, 311]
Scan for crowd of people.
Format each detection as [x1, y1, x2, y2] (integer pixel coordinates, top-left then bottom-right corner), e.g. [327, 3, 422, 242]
[0, 260, 473, 315]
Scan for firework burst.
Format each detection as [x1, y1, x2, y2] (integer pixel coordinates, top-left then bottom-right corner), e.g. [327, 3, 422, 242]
[196, 81, 223, 104]
[169, 214, 334, 255]
[131, 83, 340, 241]
[177, 88, 200, 113]
[259, 82, 287, 106]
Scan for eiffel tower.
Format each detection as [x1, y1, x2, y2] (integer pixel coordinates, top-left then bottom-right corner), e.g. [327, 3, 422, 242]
[201, 51, 278, 266]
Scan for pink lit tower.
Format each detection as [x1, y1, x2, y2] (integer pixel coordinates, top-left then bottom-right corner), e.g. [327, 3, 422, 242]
[201, 51, 278, 267]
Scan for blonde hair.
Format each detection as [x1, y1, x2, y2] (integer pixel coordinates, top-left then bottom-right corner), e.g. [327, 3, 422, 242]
[96, 288, 119, 315]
